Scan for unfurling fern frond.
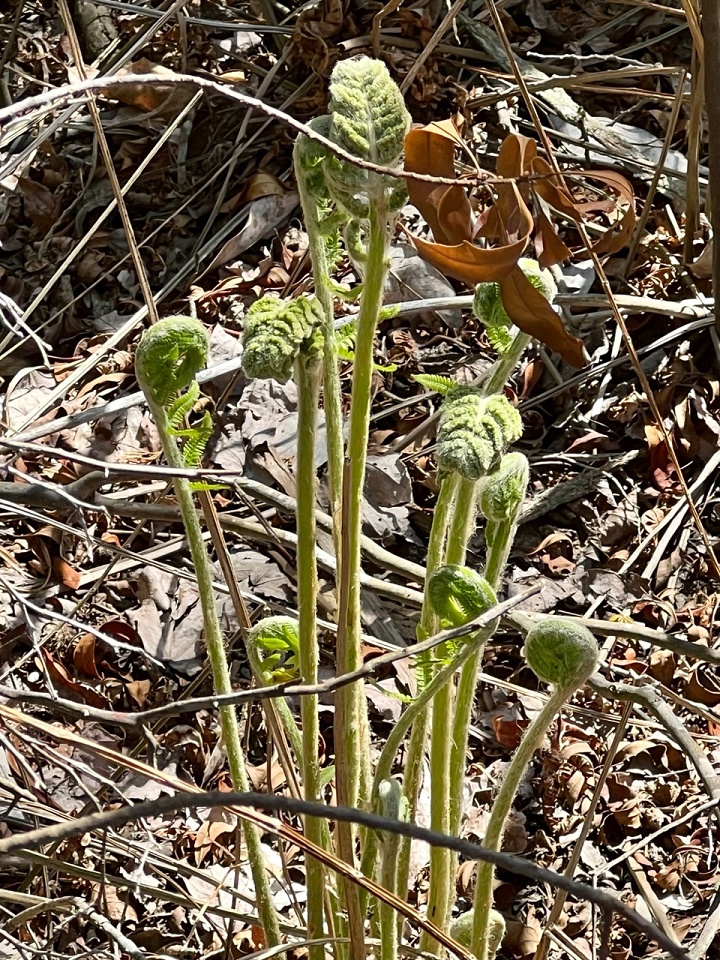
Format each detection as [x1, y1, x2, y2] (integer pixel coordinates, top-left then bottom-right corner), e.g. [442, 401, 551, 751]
[328, 57, 409, 167]
[167, 379, 200, 432]
[317, 57, 411, 220]
[242, 294, 324, 383]
[181, 412, 213, 470]
[135, 316, 215, 471]
[415, 565, 498, 687]
[436, 387, 522, 481]
[247, 616, 301, 683]
[427, 564, 498, 657]
[412, 373, 457, 395]
[135, 316, 209, 408]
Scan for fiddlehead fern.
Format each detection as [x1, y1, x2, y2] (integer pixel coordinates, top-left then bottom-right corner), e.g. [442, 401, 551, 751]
[428, 565, 498, 632]
[135, 315, 209, 407]
[135, 316, 214, 471]
[451, 910, 505, 958]
[134, 317, 282, 947]
[247, 616, 301, 684]
[523, 617, 598, 692]
[436, 387, 523, 481]
[478, 451, 529, 524]
[472, 618, 599, 960]
[242, 294, 323, 383]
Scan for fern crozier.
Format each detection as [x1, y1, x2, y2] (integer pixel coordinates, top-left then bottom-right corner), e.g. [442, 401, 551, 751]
[135, 316, 209, 407]
[428, 564, 497, 629]
[436, 387, 522, 480]
[523, 617, 599, 690]
[479, 452, 530, 523]
[328, 57, 410, 166]
[242, 295, 323, 383]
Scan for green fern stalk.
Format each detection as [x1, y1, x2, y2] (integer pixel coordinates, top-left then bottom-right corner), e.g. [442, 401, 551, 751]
[472, 618, 598, 960]
[293, 143, 345, 559]
[377, 779, 409, 960]
[337, 200, 389, 807]
[392, 471, 458, 927]
[445, 454, 529, 934]
[294, 352, 327, 959]
[135, 317, 281, 948]
[317, 60, 409, 960]
[241, 296, 331, 958]
[421, 476, 478, 947]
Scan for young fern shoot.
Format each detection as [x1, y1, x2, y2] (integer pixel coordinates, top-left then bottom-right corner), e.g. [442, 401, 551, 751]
[135, 317, 281, 947]
[471, 618, 599, 960]
[419, 391, 522, 951]
[241, 295, 328, 959]
[325, 59, 410, 831]
[474, 258, 557, 397]
[448, 452, 529, 849]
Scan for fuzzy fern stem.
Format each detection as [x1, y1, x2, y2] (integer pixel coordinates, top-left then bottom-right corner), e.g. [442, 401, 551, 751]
[135, 318, 281, 948]
[471, 618, 598, 960]
[337, 200, 388, 808]
[421, 476, 479, 948]
[333, 202, 390, 960]
[377, 779, 408, 960]
[295, 353, 326, 960]
[294, 164, 345, 559]
[394, 472, 459, 914]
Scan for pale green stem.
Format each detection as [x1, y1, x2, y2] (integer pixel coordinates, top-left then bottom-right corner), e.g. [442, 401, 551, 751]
[446, 513, 517, 923]
[394, 473, 459, 913]
[145, 396, 281, 948]
[446, 478, 478, 567]
[471, 687, 568, 960]
[377, 781, 406, 960]
[483, 518, 515, 595]
[421, 477, 479, 951]
[295, 355, 326, 960]
[361, 620, 497, 902]
[294, 167, 345, 558]
[448, 326, 528, 847]
[335, 199, 390, 960]
[482, 331, 531, 397]
[338, 200, 389, 806]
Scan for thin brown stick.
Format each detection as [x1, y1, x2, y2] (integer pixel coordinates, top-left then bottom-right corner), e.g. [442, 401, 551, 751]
[0, 784, 692, 960]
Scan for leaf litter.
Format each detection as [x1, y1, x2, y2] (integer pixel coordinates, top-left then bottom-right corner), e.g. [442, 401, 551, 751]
[0, 1, 719, 958]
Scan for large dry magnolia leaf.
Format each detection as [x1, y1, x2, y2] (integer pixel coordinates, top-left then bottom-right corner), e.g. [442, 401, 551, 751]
[405, 120, 472, 245]
[499, 266, 585, 368]
[404, 125, 635, 368]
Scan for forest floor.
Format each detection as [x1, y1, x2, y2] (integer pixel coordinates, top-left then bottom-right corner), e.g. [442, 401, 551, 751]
[1, 1, 719, 959]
